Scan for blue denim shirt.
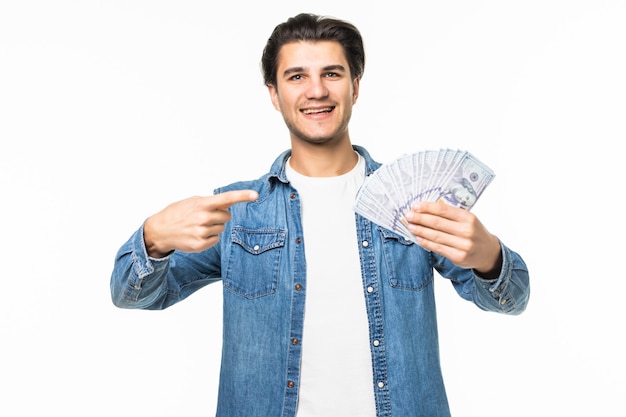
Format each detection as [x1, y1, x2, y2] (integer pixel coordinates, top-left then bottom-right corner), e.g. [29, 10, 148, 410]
[111, 145, 530, 417]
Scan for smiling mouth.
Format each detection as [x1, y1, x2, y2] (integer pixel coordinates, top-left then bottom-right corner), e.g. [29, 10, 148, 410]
[301, 106, 334, 115]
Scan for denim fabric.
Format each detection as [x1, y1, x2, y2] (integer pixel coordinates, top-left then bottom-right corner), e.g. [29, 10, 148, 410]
[111, 145, 530, 417]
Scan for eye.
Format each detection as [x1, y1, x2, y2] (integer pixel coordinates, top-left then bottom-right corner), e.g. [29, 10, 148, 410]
[325, 72, 339, 78]
[289, 74, 303, 81]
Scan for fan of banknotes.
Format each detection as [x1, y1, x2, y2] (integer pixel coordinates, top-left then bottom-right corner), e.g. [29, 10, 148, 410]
[353, 149, 495, 242]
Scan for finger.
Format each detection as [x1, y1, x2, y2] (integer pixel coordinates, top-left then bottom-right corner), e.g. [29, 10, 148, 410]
[407, 220, 462, 249]
[404, 207, 470, 247]
[203, 208, 232, 226]
[406, 202, 472, 231]
[416, 237, 468, 266]
[410, 201, 465, 220]
[210, 190, 258, 210]
[404, 209, 456, 235]
[201, 223, 227, 239]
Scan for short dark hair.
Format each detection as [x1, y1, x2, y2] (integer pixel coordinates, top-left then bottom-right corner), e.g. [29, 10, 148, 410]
[261, 13, 365, 87]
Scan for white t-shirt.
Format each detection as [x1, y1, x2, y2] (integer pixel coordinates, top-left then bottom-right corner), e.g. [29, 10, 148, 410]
[286, 153, 377, 417]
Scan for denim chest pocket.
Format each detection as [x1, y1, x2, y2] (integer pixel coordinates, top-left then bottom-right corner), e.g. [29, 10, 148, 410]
[379, 227, 433, 291]
[224, 227, 286, 299]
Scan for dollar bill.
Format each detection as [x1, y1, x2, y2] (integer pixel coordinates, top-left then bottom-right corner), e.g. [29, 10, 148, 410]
[436, 152, 495, 209]
[354, 149, 495, 237]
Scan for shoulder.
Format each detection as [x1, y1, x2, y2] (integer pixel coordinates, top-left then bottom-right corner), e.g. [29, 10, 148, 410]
[215, 149, 291, 197]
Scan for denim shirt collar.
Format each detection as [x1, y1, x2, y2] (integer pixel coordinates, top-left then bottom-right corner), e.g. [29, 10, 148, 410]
[268, 144, 381, 185]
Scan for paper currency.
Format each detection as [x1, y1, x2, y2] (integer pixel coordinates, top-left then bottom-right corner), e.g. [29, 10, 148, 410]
[354, 149, 495, 241]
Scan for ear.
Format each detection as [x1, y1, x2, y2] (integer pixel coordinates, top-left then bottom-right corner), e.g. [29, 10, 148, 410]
[352, 78, 361, 104]
[268, 84, 281, 111]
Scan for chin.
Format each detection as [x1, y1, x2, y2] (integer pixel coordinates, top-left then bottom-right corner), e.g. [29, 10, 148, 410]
[300, 135, 340, 145]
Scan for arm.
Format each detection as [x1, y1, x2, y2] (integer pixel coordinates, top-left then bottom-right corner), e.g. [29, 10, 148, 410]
[110, 190, 258, 310]
[110, 224, 176, 310]
[404, 201, 530, 314]
[434, 241, 529, 314]
[404, 201, 502, 275]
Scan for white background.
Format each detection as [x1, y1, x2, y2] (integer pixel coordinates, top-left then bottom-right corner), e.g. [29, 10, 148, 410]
[1, 1, 624, 416]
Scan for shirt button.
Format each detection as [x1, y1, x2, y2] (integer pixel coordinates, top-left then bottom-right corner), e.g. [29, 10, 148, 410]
[367, 286, 374, 293]
[362, 240, 369, 247]
[287, 381, 295, 388]
[253, 244, 260, 251]
[377, 381, 385, 389]
[373, 340, 380, 347]
[295, 284, 302, 291]
[291, 338, 299, 345]
[290, 193, 296, 199]
[296, 237, 302, 244]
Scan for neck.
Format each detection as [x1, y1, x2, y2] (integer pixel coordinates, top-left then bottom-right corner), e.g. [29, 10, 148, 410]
[289, 139, 357, 177]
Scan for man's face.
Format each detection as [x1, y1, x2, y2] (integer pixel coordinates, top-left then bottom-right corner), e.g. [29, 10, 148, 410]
[268, 40, 360, 147]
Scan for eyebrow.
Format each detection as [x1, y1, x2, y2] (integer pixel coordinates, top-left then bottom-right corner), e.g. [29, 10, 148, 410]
[282, 64, 348, 78]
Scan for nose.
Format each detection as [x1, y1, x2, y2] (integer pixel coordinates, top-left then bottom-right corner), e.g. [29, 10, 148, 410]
[305, 77, 329, 99]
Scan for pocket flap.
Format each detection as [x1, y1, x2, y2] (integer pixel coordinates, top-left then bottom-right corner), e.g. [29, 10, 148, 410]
[231, 228, 286, 254]
[378, 226, 415, 246]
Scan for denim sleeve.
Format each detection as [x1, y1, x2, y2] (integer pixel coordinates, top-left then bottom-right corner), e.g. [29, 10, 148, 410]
[110, 223, 222, 310]
[435, 241, 530, 315]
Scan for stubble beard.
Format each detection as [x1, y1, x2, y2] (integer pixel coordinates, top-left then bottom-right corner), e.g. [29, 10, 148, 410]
[283, 113, 351, 147]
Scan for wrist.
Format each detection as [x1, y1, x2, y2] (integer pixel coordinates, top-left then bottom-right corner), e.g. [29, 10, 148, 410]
[474, 237, 502, 279]
[143, 217, 173, 259]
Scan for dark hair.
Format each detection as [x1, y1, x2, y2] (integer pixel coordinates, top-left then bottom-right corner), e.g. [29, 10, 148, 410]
[261, 13, 365, 86]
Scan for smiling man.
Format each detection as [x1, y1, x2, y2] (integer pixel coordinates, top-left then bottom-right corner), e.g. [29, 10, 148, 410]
[270, 40, 357, 146]
[110, 13, 530, 417]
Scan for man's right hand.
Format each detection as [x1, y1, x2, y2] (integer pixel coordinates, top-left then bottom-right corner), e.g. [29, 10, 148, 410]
[143, 190, 259, 258]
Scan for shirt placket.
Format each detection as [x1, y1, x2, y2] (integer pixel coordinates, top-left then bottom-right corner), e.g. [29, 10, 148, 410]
[281, 188, 306, 417]
[356, 214, 392, 417]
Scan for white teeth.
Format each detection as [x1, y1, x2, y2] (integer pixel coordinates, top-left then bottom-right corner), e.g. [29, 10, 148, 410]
[302, 107, 332, 114]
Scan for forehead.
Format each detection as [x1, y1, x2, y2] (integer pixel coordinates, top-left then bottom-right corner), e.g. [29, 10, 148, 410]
[276, 40, 348, 70]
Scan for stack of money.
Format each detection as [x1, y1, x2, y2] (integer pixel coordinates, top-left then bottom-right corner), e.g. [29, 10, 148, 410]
[353, 149, 495, 242]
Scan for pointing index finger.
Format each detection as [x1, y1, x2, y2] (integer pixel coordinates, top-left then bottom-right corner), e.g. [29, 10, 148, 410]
[211, 190, 259, 209]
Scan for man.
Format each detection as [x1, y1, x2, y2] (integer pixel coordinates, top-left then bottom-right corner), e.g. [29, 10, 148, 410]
[111, 12, 530, 417]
